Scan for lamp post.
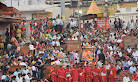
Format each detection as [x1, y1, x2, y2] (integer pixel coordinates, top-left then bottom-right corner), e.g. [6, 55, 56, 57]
[77, 0, 82, 62]
[104, 0, 108, 17]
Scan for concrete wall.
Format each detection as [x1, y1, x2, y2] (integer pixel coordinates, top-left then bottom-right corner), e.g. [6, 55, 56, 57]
[45, 7, 61, 18]
[21, 11, 33, 20]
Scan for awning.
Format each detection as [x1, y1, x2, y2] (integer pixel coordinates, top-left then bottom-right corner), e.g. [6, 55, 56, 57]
[81, 14, 97, 20]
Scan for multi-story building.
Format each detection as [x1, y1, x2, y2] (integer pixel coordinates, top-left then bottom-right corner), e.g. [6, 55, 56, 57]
[0, 0, 137, 21]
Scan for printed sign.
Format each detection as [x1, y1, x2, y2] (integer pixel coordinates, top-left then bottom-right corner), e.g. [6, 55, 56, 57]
[97, 17, 110, 30]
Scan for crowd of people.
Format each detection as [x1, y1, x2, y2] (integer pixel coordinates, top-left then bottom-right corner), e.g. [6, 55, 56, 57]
[0, 14, 137, 82]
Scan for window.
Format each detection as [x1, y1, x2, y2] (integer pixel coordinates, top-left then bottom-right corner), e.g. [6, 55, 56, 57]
[126, 7, 131, 12]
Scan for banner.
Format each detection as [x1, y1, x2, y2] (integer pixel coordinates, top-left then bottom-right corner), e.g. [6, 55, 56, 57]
[123, 36, 136, 49]
[66, 40, 80, 52]
[36, 13, 52, 19]
[97, 17, 110, 30]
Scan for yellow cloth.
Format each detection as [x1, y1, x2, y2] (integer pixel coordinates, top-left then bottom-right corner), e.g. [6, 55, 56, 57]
[46, 34, 52, 37]
[51, 62, 56, 65]
[32, 61, 36, 64]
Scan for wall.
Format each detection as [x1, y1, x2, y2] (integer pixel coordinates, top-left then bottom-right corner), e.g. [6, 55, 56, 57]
[0, 22, 10, 38]
[45, 7, 61, 18]
[21, 11, 33, 20]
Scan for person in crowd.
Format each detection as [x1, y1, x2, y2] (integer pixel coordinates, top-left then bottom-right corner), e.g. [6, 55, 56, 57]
[85, 63, 92, 82]
[92, 65, 100, 82]
[78, 65, 85, 82]
[57, 65, 66, 82]
[109, 63, 117, 82]
[129, 20, 134, 30]
[49, 64, 57, 82]
[98, 49, 105, 64]
[129, 64, 136, 74]
[100, 65, 107, 82]
[70, 19, 76, 30]
[123, 73, 130, 82]
[85, 21, 90, 28]
[72, 65, 78, 82]
[16, 73, 23, 82]
[5, 28, 9, 49]
[114, 18, 118, 30]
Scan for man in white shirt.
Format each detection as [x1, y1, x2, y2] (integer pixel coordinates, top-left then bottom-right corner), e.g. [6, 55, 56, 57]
[19, 61, 27, 67]
[129, 64, 136, 74]
[72, 36, 78, 40]
[123, 74, 130, 82]
[52, 40, 56, 46]
[127, 46, 132, 53]
[132, 49, 138, 61]
[97, 60, 103, 68]
[117, 50, 122, 57]
[16, 73, 23, 82]
[55, 58, 61, 65]
[127, 59, 133, 67]
[122, 21, 126, 29]
[129, 20, 134, 30]
[22, 67, 29, 75]
[70, 19, 76, 29]
[24, 73, 32, 82]
[29, 43, 35, 51]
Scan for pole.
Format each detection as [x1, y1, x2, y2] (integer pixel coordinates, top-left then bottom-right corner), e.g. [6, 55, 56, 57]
[71, 0, 73, 16]
[77, 0, 81, 61]
[18, 0, 19, 6]
[11, 0, 12, 6]
[61, 0, 65, 20]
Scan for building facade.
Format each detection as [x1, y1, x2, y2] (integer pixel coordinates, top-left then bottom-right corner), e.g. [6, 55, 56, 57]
[115, 2, 138, 23]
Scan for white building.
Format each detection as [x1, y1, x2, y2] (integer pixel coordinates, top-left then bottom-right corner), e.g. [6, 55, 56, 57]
[115, 2, 138, 24]
[1, 0, 61, 20]
[14, 4, 61, 20]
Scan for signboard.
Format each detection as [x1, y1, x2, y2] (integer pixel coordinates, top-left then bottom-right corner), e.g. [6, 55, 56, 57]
[36, 13, 52, 19]
[120, 3, 137, 8]
[123, 36, 137, 49]
[97, 17, 110, 30]
[66, 40, 80, 52]
[11, 17, 26, 20]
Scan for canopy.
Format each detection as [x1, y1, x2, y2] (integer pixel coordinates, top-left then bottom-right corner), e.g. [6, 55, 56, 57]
[87, 0, 100, 14]
[81, 14, 97, 20]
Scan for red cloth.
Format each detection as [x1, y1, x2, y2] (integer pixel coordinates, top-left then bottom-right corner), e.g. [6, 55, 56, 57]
[109, 66, 117, 82]
[65, 68, 72, 82]
[72, 68, 78, 82]
[131, 74, 138, 81]
[57, 68, 66, 82]
[78, 68, 86, 82]
[85, 66, 92, 82]
[49, 67, 57, 82]
[37, 43, 40, 48]
[100, 67, 107, 82]
[92, 67, 100, 82]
